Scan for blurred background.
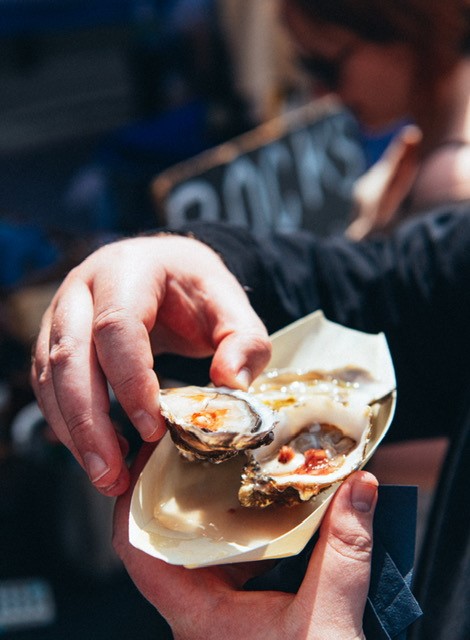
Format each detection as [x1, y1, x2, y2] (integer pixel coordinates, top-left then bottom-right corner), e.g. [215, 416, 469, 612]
[0, 1, 438, 638]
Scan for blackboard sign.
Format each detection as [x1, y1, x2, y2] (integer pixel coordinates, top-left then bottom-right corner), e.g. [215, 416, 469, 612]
[152, 97, 365, 237]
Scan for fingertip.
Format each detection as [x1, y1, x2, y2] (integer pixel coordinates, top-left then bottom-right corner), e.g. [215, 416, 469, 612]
[322, 471, 378, 531]
[210, 332, 271, 389]
[402, 124, 422, 144]
[82, 442, 129, 494]
[349, 470, 379, 514]
[353, 469, 379, 487]
[210, 364, 253, 392]
[233, 367, 253, 391]
[230, 367, 253, 391]
[83, 452, 111, 483]
[99, 462, 131, 496]
[132, 410, 167, 442]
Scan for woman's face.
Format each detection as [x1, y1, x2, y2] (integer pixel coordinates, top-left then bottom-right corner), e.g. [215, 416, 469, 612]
[282, 1, 417, 132]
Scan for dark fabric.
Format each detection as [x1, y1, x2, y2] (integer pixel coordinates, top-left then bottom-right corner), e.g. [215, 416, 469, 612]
[175, 203, 470, 640]
[181, 205, 470, 444]
[368, 487, 422, 639]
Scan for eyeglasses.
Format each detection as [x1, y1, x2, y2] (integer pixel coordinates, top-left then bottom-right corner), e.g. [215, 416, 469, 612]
[298, 41, 360, 90]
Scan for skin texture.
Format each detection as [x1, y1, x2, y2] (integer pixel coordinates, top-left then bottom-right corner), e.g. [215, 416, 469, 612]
[113, 445, 378, 640]
[31, 235, 272, 496]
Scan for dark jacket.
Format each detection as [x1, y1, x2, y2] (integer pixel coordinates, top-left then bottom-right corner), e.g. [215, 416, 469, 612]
[179, 204, 470, 640]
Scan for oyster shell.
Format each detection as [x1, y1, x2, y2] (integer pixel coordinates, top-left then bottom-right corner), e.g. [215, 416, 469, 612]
[160, 385, 277, 463]
[239, 391, 372, 508]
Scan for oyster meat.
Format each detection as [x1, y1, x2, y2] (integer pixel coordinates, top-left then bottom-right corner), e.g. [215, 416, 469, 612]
[239, 374, 374, 507]
[250, 366, 384, 407]
[160, 386, 277, 463]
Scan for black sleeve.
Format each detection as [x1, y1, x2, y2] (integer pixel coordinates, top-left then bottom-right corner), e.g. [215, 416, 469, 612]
[178, 204, 470, 442]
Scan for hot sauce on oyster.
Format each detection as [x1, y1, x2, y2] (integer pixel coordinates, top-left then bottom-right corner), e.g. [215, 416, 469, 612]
[160, 386, 276, 463]
[159, 366, 382, 509]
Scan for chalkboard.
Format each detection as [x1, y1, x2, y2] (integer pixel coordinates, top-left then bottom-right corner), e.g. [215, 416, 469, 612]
[152, 96, 365, 237]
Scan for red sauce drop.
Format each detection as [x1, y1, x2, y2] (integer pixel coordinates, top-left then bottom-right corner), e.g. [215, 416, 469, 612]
[296, 448, 330, 474]
[278, 445, 295, 464]
[191, 409, 228, 431]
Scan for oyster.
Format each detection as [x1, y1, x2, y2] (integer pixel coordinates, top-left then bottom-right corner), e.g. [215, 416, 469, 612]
[160, 386, 277, 463]
[250, 365, 385, 407]
[239, 392, 372, 508]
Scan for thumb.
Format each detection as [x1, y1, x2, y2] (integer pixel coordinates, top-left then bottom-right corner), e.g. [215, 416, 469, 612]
[348, 125, 421, 239]
[376, 125, 421, 218]
[295, 471, 378, 639]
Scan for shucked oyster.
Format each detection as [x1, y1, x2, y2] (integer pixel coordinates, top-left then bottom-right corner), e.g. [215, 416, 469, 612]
[250, 366, 385, 408]
[235, 366, 385, 507]
[239, 392, 372, 508]
[160, 386, 277, 463]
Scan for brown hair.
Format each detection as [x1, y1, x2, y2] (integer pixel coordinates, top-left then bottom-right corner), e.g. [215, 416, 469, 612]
[289, 0, 470, 80]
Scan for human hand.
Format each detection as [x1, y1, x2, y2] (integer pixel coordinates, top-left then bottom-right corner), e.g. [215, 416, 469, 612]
[113, 445, 378, 640]
[347, 124, 422, 240]
[31, 235, 271, 495]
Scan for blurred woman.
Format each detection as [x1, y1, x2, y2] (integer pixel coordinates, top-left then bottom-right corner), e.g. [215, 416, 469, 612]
[282, 0, 470, 237]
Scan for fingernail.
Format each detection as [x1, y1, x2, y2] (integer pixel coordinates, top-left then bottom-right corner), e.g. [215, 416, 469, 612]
[351, 478, 378, 513]
[102, 464, 130, 496]
[235, 367, 252, 390]
[84, 452, 110, 483]
[133, 410, 160, 440]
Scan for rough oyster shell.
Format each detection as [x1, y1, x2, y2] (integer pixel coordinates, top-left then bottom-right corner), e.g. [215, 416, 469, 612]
[239, 393, 372, 507]
[160, 385, 277, 463]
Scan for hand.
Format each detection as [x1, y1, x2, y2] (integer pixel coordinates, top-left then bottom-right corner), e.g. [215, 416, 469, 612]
[31, 235, 271, 495]
[347, 125, 422, 240]
[113, 446, 378, 640]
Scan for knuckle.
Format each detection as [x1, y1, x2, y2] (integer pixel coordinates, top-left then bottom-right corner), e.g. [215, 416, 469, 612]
[36, 361, 53, 390]
[246, 331, 272, 370]
[112, 371, 148, 398]
[66, 410, 94, 440]
[233, 329, 271, 365]
[248, 330, 272, 353]
[327, 528, 373, 563]
[49, 335, 80, 370]
[93, 307, 129, 339]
